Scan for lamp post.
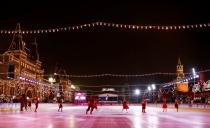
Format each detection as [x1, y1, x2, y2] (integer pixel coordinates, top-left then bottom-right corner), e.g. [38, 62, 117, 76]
[135, 89, 140, 103]
[151, 84, 156, 103]
[192, 68, 196, 86]
[192, 68, 199, 100]
[48, 77, 56, 85]
[147, 84, 156, 103]
[148, 86, 151, 102]
[152, 84, 156, 90]
[148, 86, 151, 92]
[48, 77, 56, 100]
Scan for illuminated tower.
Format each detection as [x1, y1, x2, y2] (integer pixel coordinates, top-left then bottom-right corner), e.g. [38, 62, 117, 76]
[176, 58, 184, 80]
[176, 58, 188, 92]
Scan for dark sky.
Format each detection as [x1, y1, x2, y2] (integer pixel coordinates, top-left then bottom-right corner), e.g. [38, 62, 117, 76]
[0, 2, 210, 89]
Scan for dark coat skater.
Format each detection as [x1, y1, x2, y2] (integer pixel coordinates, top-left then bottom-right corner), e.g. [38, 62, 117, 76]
[93, 99, 98, 110]
[58, 98, 63, 112]
[20, 94, 26, 111]
[86, 96, 95, 114]
[28, 98, 32, 111]
[34, 97, 39, 112]
[175, 98, 179, 112]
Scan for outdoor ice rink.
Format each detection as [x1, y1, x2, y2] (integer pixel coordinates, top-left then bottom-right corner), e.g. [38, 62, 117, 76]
[0, 104, 210, 128]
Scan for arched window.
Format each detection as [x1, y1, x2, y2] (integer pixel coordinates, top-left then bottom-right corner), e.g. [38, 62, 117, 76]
[0, 85, 3, 95]
[10, 87, 15, 95]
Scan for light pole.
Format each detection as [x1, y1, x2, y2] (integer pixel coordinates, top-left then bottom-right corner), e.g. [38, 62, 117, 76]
[48, 77, 56, 85]
[148, 86, 151, 92]
[135, 89, 140, 103]
[151, 84, 156, 103]
[192, 68, 199, 100]
[192, 68, 196, 86]
[152, 84, 156, 90]
[148, 86, 151, 102]
[48, 77, 56, 101]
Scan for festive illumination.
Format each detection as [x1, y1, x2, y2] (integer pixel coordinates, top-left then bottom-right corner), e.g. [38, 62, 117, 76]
[48, 77, 56, 83]
[152, 84, 156, 90]
[135, 89, 140, 95]
[0, 21, 209, 34]
[71, 85, 76, 89]
[148, 86, 151, 91]
[176, 82, 189, 92]
[1, 69, 210, 78]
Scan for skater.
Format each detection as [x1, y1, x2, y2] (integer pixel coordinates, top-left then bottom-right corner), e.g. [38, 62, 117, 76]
[19, 94, 25, 111]
[93, 98, 98, 110]
[58, 98, 63, 112]
[28, 98, 32, 111]
[122, 99, 129, 112]
[141, 96, 146, 113]
[24, 97, 28, 111]
[162, 97, 167, 112]
[175, 97, 179, 112]
[86, 96, 95, 114]
[34, 97, 39, 112]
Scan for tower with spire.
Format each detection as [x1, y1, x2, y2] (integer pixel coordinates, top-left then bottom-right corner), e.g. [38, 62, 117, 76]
[5, 23, 28, 60]
[176, 58, 185, 80]
[176, 58, 189, 92]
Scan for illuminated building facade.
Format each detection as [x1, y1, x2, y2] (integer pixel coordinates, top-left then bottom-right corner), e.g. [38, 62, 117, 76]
[0, 24, 52, 101]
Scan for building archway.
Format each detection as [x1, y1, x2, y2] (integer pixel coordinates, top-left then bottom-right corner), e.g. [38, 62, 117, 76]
[10, 87, 15, 96]
[26, 90, 32, 98]
[0, 81, 3, 95]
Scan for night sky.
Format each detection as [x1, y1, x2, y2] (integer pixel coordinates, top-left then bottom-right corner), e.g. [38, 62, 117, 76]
[0, 2, 210, 90]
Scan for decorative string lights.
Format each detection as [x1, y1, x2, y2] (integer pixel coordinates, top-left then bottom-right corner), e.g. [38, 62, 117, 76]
[1, 69, 210, 78]
[0, 22, 209, 34]
[67, 72, 177, 78]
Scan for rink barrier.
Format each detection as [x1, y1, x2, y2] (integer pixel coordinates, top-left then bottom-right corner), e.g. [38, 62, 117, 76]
[1, 103, 210, 109]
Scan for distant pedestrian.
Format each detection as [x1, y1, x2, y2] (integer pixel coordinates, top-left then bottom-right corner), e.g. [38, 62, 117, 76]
[162, 98, 167, 112]
[141, 96, 146, 113]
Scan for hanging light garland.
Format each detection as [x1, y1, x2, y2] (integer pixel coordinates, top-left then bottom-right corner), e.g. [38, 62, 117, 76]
[0, 22, 209, 34]
[1, 69, 210, 78]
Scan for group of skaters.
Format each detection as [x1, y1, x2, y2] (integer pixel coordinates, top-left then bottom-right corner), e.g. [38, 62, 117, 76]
[162, 97, 180, 112]
[86, 96, 98, 114]
[121, 96, 180, 113]
[19, 94, 39, 112]
[18, 94, 180, 114]
[19, 94, 64, 112]
[85, 96, 180, 115]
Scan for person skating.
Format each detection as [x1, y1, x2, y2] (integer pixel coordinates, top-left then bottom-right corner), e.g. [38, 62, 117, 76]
[86, 96, 95, 114]
[58, 98, 63, 112]
[141, 96, 146, 113]
[122, 99, 129, 112]
[93, 98, 98, 111]
[28, 98, 32, 111]
[34, 96, 39, 112]
[19, 94, 25, 111]
[162, 97, 167, 112]
[24, 96, 28, 111]
[175, 97, 179, 112]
